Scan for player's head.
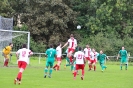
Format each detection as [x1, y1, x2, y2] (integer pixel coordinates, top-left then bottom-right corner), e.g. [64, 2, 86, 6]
[78, 47, 82, 51]
[92, 48, 95, 52]
[22, 44, 27, 48]
[100, 50, 103, 54]
[122, 46, 125, 50]
[57, 42, 61, 47]
[86, 44, 89, 48]
[9, 43, 13, 47]
[70, 34, 74, 38]
[49, 44, 53, 48]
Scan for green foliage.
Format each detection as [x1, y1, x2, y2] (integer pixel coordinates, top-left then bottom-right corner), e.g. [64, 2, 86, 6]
[13, 25, 46, 53]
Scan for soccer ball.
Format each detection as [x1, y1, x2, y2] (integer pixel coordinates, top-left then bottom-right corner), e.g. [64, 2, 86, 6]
[77, 25, 81, 30]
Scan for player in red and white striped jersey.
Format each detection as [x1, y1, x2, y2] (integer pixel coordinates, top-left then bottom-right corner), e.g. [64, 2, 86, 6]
[62, 34, 77, 63]
[53, 43, 62, 71]
[73, 47, 86, 80]
[14, 44, 33, 85]
[84, 45, 91, 70]
[89, 48, 98, 71]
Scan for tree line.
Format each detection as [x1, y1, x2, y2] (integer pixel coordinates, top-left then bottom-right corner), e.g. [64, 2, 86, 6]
[1, 0, 133, 55]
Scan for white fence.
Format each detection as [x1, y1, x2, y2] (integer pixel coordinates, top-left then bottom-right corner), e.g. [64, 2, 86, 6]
[0, 51, 133, 64]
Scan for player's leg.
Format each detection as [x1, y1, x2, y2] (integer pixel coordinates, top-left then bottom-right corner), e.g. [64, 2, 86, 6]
[88, 59, 92, 71]
[67, 51, 73, 64]
[81, 64, 85, 80]
[53, 59, 58, 70]
[56, 61, 61, 70]
[49, 62, 54, 78]
[100, 62, 106, 72]
[57, 58, 61, 70]
[72, 61, 76, 74]
[15, 61, 27, 85]
[3, 54, 9, 67]
[73, 64, 78, 79]
[93, 60, 96, 71]
[125, 59, 128, 70]
[66, 57, 70, 66]
[120, 59, 123, 70]
[44, 61, 49, 78]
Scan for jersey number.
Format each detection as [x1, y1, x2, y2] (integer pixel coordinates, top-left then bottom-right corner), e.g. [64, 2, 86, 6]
[50, 52, 52, 57]
[78, 54, 82, 59]
[22, 51, 26, 57]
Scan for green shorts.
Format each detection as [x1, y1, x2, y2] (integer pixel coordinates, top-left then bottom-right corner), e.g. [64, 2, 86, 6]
[121, 59, 127, 64]
[99, 61, 105, 64]
[46, 61, 54, 68]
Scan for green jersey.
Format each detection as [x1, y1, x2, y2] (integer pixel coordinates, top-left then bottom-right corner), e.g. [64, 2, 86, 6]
[97, 54, 107, 62]
[46, 48, 56, 62]
[119, 50, 127, 59]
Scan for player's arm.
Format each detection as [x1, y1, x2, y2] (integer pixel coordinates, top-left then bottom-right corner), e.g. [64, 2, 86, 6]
[29, 50, 33, 57]
[117, 54, 120, 60]
[106, 56, 110, 60]
[83, 56, 86, 65]
[62, 42, 68, 49]
[16, 52, 19, 60]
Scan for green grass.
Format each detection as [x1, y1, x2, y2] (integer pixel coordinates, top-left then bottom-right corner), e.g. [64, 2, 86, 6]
[0, 57, 133, 88]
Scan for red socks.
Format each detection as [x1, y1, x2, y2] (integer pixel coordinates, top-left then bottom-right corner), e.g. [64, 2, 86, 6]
[17, 72, 22, 81]
[74, 71, 77, 77]
[82, 70, 84, 76]
[89, 64, 92, 70]
[53, 64, 60, 70]
[4, 60, 8, 66]
[69, 56, 73, 63]
[53, 64, 57, 68]
[94, 66, 96, 71]
[57, 65, 60, 70]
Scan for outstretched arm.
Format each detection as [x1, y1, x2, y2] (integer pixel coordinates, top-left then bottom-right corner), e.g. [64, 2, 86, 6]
[62, 42, 68, 49]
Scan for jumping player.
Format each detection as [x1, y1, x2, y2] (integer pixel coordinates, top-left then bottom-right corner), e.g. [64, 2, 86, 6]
[62, 34, 77, 64]
[73, 47, 86, 80]
[53, 43, 62, 71]
[84, 44, 91, 70]
[14, 44, 33, 85]
[2, 43, 13, 67]
[44, 45, 56, 78]
[117, 46, 128, 70]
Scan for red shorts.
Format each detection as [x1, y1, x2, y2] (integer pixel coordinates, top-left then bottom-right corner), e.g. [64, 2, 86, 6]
[56, 57, 62, 61]
[68, 48, 75, 53]
[85, 57, 90, 61]
[18, 61, 27, 69]
[90, 60, 96, 64]
[76, 64, 85, 70]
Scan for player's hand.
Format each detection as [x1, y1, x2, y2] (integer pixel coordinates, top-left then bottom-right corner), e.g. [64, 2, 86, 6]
[10, 54, 12, 56]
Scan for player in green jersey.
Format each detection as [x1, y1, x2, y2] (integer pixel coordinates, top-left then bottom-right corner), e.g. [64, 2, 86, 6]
[44, 45, 56, 78]
[117, 46, 128, 70]
[97, 50, 109, 72]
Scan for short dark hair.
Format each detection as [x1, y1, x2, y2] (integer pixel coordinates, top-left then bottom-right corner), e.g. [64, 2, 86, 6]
[22, 44, 27, 48]
[49, 44, 53, 48]
[9, 43, 13, 45]
[57, 42, 61, 46]
[70, 34, 74, 37]
[78, 47, 82, 51]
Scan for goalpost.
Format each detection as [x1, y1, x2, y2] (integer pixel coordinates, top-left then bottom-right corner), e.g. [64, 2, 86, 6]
[0, 29, 30, 63]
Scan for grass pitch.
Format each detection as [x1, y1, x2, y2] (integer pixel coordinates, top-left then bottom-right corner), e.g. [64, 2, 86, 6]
[0, 57, 133, 88]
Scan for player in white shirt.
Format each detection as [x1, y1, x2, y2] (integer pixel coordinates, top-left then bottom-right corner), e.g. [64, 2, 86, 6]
[89, 48, 98, 71]
[14, 44, 33, 85]
[73, 47, 86, 80]
[84, 45, 91, 70]
[53, 43, 62, 71]
[62, 34, 77, 63]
